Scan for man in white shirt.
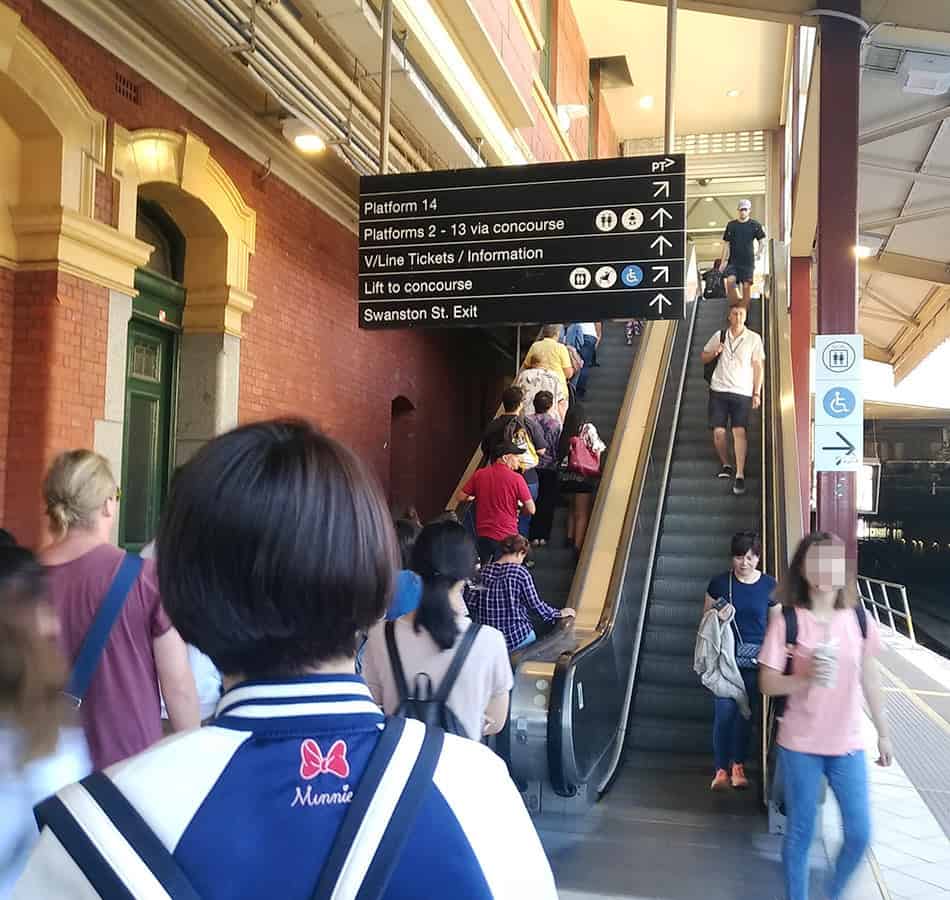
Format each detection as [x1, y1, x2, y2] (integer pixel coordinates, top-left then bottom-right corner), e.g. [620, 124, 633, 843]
[700, 305, 765, 495]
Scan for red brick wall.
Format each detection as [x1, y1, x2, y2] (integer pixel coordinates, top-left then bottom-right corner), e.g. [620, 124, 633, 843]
[554, 0, 590, 155]
[4, 271, 108, 546]
[5, 2, 493, 525]
[94, 169, 116, 228]
[0, 268, 13, 525]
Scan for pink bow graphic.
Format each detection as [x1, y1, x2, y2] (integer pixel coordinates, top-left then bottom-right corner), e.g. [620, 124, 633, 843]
[299, 739, 350, 780]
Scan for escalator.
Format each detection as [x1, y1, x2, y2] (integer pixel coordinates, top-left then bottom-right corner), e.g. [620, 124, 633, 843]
[625, 294, 763, 767]
[527, 244, 809, 895]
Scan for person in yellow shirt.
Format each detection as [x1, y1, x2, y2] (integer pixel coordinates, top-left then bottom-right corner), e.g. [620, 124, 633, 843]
[525, 325, 574, 397]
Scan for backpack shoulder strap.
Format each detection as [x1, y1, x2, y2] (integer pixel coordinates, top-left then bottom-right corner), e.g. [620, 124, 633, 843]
[720, 328, 727, 343]
[782, 606, 798, 647]
[384, 620, 411, 703]
[855, 601, 868, 639]
[34, 772, 202, 899]
[65, 553, 143, 706]
[313, 718, 444, 900]
[434, 624, 481, 705]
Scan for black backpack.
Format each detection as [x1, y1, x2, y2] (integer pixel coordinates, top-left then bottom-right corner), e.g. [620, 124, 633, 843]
[773, 603, 868, 719]
[703, 269, 726, 299]
[384, 620, 481, 739]
[703, 329, 727, 384]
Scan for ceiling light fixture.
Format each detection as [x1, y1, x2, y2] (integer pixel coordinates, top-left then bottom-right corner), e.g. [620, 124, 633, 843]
[639, 95, 655, 110]
[726, 89, 741, 98]
[704, 197, 715, 203]
[282, 118, 327, 154]
[708, 220, 718, 227]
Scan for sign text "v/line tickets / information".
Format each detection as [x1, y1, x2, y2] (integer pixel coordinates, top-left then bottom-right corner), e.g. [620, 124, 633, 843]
[357, 155, 687, 329]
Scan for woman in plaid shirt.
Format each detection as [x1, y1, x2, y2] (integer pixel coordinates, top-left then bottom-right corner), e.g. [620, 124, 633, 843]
[466, 535, 575, 650]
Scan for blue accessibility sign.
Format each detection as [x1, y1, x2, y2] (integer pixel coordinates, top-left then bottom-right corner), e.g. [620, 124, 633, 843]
[620, 265, 644, 287]
[822, 386, 856, 420]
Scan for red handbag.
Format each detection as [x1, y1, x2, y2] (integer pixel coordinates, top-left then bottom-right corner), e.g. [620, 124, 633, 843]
[567, 435, 601, 477]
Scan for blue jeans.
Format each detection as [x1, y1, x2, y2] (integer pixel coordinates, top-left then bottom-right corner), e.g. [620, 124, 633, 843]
[712, 666, 759, 771]
[518, 476, 539, 537]
[781, 747, 871, 900]
[576, 335, 597, 398]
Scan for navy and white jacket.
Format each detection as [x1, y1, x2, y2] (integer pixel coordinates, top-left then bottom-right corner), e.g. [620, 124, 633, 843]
[15, 676, 557, 899]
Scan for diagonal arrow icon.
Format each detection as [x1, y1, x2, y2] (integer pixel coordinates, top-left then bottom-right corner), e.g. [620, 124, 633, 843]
[650, 235, 672, 256]
[649, 294, 672, 312]
[650, 207, 673, 226]
[652, 265, 670, 284]
[652, 181, 670, 199]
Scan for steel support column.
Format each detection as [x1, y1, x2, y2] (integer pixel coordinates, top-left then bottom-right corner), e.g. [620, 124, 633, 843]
[378, 0, 394, 174]
[790, 257, 812, 531]
[664, 0, 677, 154]
[816, 1, 861, 569]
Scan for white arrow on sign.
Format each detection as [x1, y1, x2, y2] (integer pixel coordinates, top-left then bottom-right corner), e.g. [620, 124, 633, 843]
[651, 157, 676, 172]
[650, 207, 672, 226]
[652, 265, 670, 284]
[652, 181, 671, 199]
[649, 293, 672, 312]
[651, 235, 673, 256]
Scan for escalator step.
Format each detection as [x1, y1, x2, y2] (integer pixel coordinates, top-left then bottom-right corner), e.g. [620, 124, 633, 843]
[637, 652, 700, 687]
[633, 685, 713, 722]
[624, 715, 713, 753]
[646, 601, 705, 627]
[664, 494, 760, 516]
[661, 512, 762, 536]
[649, 576, 709, 605]
[641, 625, 698, 656]
[654, 553, 735, 577]
[657, 532, 736, 558]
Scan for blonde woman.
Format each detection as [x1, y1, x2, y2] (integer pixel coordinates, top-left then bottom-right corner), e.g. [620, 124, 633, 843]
[40, 451, 198, 769]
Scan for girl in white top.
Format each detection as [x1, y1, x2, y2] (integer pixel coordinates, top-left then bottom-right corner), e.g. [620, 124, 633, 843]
[363, 521, 513, 740]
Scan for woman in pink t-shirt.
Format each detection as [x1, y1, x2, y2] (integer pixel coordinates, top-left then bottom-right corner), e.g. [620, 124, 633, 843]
[759, 532, 892, 900]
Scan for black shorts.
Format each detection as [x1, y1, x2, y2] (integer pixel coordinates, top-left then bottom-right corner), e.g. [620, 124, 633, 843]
[708, 390, 752, 429]
[723, 264, 754, 285]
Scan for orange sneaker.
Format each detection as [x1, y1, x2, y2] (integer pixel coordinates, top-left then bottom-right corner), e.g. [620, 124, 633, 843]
[731, 764, 749, 790]
[710, 769, 730, 791]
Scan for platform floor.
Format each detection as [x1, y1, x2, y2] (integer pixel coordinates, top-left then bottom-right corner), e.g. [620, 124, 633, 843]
[539, 630, 950, 900]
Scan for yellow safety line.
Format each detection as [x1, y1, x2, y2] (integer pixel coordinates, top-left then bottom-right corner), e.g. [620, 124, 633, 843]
[882, 687, 950, 698]
[878, 662, 950, 739]
[866, 849, 894, 900]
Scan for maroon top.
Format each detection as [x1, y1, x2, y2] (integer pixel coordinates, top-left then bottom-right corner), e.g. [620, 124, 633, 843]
[46, 544, 172, 770]
[462, 463, 532, 541]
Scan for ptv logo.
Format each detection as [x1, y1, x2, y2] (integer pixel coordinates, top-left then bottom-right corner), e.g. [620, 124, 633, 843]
[651, 157, 676, 173]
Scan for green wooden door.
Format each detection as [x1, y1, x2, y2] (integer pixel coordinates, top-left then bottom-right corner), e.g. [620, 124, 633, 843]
[119, 270, 184, 551]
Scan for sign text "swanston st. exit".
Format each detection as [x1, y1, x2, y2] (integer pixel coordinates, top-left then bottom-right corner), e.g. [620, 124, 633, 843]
[357, 155, 687, 329]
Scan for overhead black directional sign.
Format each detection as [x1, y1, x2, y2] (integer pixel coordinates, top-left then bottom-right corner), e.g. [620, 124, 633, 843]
[357, 154, 686, 329]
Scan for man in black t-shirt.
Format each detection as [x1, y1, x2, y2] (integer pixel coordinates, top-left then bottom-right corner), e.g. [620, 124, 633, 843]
[721, 200, 766, 310]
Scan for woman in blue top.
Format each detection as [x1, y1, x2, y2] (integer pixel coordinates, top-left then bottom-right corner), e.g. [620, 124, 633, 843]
[702, 530, 778, 791]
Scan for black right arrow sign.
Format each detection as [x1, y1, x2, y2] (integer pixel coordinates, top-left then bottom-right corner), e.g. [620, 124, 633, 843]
[821, 431, 857, 455]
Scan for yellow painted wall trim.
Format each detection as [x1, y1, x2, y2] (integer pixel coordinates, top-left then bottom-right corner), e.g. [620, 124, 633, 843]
[0, 8, 105, 218]
[532, 74, 579, 162]
[512, 0, 545, 53]
[113, 126, 257, 336]
[10, 204, 152, 293]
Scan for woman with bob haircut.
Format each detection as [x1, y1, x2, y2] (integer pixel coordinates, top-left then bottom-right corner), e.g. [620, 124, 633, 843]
[18, 420, 556, 900]
[0, 541, 90, 894]
[363, 520, 514, 740]
[758, 532, 891, 900]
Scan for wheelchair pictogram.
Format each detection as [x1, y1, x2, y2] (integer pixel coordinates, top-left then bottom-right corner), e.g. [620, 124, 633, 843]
[822, 386, 856, 420]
